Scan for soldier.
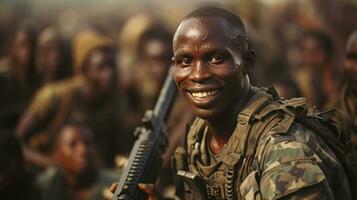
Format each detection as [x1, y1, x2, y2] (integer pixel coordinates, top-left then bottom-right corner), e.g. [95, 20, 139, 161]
[111, 6, 352, 200]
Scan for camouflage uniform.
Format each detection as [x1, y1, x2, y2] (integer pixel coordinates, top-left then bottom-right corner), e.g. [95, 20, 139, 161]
[174, 87, 351, 200]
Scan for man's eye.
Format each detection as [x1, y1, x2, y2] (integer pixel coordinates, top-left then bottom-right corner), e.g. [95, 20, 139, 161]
[179, 58, 192, 66]
[210, 55, 224, 64]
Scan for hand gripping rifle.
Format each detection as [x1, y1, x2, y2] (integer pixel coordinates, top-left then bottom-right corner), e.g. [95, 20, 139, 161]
[112, 69, 177, 200]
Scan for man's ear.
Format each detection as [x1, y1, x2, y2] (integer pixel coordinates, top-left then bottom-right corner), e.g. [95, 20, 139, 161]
[242, 49, 255, 75]
[171, 56, 175, 66]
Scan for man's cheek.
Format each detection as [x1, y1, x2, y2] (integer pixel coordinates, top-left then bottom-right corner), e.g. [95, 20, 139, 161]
[173, 70, 184, 87]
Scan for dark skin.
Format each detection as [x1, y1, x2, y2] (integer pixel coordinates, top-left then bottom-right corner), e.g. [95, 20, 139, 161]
[110, 16, 254, 199]
[10, 29, 35, 83]
[82, 48, 116, 102]
[52, 124, 97, 200]
[173, 16, 254, 153]
[36, 31, 62, 84]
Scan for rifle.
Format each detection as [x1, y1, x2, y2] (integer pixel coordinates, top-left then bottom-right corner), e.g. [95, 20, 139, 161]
[112, 69, 177, 200]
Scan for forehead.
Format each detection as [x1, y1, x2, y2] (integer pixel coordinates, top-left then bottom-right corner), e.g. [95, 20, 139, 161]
[174, 17, 238, 49]
[89, 49, 113, 62]
[14, 31, 31, 44]
[58, 126, 86, 144]
[142, 39, 169, 57]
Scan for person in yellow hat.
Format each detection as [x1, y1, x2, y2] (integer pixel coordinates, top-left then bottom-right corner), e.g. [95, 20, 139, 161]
[16, 30, 131, 169]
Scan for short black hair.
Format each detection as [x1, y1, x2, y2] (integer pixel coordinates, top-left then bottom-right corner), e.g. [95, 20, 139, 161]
[184, 6, 246, 34]
[177, 5, 248, 51]
[50, 120, 93, 151]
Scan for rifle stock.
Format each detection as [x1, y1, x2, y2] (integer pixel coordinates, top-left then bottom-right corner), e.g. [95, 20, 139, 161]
[112, 69, 177, 200]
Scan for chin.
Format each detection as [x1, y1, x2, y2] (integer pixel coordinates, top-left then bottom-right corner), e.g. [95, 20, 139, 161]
[192, 107, 220, 120]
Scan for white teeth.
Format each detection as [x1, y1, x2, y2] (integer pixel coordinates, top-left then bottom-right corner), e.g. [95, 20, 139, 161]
[191, 90, 218, 100]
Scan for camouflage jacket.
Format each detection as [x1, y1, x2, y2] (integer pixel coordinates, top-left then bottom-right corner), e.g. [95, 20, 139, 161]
[175, 87, 351, 200]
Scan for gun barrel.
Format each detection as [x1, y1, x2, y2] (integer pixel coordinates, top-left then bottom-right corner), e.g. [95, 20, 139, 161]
[153, 67, 176, 123]
[112, 67, 177, 200]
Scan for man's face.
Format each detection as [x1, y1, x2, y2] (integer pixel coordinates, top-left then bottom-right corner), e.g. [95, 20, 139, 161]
[85, 49, 116, 95]
[173, 17, 245, 120]
[137, 39, 171, 98]
[344, 35, 357, 84]
[141, 39, 171, 84]
[300, 36, 327, 70]
[54, 125, 93, 175]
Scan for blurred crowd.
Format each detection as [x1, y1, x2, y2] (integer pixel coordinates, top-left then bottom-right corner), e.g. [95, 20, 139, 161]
[0, 0, 356, 200]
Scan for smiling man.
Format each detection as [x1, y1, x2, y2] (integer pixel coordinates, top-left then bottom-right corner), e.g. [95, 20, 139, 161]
[169, 6, 352, 200]
[109, 6, 353, 200]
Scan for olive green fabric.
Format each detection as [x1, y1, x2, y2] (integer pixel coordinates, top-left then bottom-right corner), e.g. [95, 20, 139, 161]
[177, 87, 351, 200]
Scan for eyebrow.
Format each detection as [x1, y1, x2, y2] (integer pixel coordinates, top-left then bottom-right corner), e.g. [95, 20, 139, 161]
[174, 47, 193, 57]
[174, 52, 191, 60]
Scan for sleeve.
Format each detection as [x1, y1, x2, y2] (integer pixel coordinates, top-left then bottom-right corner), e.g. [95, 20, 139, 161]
[256, 139, 335, 200]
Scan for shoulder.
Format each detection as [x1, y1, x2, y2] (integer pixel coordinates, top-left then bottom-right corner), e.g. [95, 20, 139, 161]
[239, 91, 349, 199]
[28, 77, 82, 115]
[257, 121, 335, 171]
[252, 121, 341, 199]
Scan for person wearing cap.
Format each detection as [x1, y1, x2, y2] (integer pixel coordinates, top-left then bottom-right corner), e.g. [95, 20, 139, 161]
[16, 30, 129, 169]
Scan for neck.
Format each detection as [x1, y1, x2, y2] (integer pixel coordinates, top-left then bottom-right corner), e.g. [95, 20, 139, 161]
[82, 81, 100, 102]
[64, 171, 78, 188]
[207, 75, 251, 154]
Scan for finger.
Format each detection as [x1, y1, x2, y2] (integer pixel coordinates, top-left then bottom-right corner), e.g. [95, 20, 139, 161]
[138, 183, 156, 195]
[110, 182, 118, 193]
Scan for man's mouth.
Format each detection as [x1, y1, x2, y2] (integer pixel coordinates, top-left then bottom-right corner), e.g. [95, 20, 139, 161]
[189, 89, 219, 102]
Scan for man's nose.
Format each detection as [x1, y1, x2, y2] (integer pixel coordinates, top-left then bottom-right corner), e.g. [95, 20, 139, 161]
[189, 61, 211, 83]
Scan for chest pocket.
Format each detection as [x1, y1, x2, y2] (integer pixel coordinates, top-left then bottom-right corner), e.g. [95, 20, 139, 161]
[181, 88, 306, 200]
